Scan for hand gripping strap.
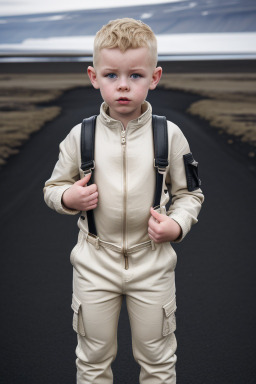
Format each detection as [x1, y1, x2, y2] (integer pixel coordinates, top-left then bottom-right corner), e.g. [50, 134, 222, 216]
[80, 114, 168, 236]
[80, 115, 97, 236]
[152, 115, 169, 209]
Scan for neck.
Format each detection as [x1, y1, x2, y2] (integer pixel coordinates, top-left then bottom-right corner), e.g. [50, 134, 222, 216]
[107, 106, 143, 129]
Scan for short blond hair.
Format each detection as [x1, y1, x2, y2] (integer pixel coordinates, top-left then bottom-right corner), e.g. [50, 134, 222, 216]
[93, 18, 158, 67]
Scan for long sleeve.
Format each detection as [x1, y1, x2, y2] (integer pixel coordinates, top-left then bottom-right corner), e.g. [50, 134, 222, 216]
[43, 124, 81, 215]
[165, 121, 204, 242]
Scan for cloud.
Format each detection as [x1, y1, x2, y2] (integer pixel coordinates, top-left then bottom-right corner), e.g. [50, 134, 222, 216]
[0, 0, 181, 16]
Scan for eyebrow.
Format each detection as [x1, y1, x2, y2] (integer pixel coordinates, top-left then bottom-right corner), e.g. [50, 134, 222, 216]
[130, 68, 146, 72]
[101, 67, 118, 71]
[102, 67, 146, 72]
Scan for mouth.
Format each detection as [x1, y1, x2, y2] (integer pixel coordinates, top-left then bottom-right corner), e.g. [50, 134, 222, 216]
[117, 97, 130, 105]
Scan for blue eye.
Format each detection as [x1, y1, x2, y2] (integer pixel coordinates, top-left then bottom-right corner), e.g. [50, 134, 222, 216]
[131, 73, 141, 79]
[106, 73, 117, 79]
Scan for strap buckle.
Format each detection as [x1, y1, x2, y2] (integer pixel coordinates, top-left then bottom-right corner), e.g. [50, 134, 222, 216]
[154, 158, 169, 174]
[82, 160, 95, 175]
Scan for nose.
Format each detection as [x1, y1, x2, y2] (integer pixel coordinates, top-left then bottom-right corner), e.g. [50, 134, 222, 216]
[117, 77, 129, 91]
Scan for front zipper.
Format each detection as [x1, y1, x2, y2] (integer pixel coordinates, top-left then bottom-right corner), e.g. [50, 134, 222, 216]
[121, 129, 129, 270]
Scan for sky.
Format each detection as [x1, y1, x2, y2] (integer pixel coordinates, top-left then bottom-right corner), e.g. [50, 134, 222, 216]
[0, 0, 178, 16]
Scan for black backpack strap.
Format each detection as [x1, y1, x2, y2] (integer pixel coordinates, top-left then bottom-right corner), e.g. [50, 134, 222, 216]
[80, 114, 168, 235]
[80, 115, 97, 236]
[81, 115, 97, 177]
[152, 115, 169, 209]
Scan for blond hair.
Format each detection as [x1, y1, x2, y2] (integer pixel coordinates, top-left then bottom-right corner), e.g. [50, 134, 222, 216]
[93, 18, 158, 67]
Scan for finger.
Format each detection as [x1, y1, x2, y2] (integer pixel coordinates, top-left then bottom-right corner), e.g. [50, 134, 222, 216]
[81, 190, 98, 202]
[148, 216, 159, 232]
[88, 197, 98, 206]
[148, 227, 162, 243]
[148, 230, 158, 243]
[85, 203, 98, 211]
[148, 227, 155, 238]
[150, 207, 164, 222]
[86, 183, 98, 194]
[87, 191, 98, 201]
[76, 173, 91, 186]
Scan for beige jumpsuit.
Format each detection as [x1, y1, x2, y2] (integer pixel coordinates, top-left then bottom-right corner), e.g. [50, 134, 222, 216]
[44, 101, 204, 384]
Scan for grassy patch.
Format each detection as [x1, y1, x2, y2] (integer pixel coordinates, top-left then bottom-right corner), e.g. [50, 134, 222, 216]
[160, 73, 256, 151]
[0, 106, 60, 165]
[0, 73, 91, 165]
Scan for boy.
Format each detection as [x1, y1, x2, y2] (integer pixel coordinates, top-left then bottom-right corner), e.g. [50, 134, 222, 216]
[44, 18, 204, 384]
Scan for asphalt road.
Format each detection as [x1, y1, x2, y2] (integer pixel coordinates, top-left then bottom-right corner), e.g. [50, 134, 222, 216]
[0, 85, 256, 384]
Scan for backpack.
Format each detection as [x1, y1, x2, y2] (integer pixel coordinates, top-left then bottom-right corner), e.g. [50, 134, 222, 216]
[80, 115, 169, 237]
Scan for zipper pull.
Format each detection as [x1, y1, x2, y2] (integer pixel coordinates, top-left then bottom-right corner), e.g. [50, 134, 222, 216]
[121, 130, 126, 145]
[124, 252, 129, 270]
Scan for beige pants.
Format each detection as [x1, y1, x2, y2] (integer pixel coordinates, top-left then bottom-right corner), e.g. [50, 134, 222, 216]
[71, 231, 177, 384]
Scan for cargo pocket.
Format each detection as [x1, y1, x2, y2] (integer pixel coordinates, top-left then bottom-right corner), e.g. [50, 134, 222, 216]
[183, 153, 201, 192]
[71, 294, 86, 336]
[162, 297, 177, 336]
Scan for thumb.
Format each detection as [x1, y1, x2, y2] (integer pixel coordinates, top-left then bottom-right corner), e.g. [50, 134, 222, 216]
[76, 173, 91, 186]
[150, 207, 166, 222]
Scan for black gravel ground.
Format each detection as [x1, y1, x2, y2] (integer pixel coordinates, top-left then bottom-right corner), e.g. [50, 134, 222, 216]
[0, 74, 256, 383]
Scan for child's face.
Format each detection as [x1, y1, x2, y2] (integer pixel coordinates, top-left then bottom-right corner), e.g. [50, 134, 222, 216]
[88, 47, 162, 126]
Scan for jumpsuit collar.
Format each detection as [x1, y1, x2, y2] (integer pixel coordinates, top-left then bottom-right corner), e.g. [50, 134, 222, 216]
[98, 101, 152, 130]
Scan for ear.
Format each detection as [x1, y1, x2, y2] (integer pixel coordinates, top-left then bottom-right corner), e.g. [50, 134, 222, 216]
[87, 66, 100, 89]
[149, 66, 162, 90]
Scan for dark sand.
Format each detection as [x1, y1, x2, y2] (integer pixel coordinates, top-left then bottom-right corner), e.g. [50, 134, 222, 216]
[0, 60, 256, 384]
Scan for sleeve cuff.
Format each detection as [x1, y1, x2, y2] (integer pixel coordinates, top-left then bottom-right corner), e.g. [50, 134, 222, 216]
[54, 185, 80, 215]
[168, 212, 194, 243]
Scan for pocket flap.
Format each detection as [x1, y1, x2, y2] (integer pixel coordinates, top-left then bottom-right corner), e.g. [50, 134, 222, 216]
[163, 297, 176, 317]
[71, 294, 81, 314]
[71, 294, 86, 336]
[162, 297, 177, 336]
